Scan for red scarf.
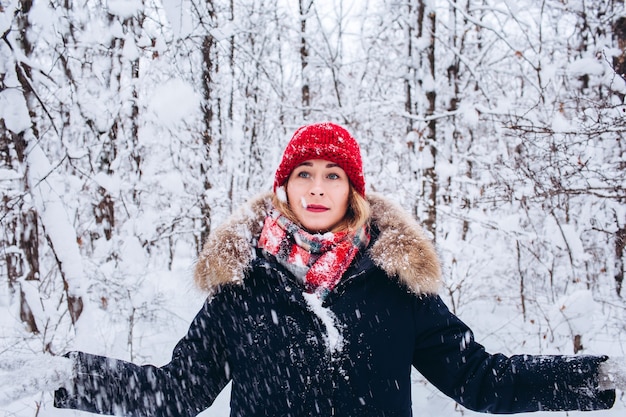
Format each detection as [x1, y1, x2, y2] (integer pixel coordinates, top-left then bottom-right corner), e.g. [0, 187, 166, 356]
[258, 211, 370, 299]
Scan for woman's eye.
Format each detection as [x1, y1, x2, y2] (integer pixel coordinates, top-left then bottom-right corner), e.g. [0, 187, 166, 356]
[327, 173, 340, 180]
[297, 171, 310, 178]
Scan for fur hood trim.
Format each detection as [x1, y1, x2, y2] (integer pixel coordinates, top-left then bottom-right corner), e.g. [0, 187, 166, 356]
[194, 192, 441, 295]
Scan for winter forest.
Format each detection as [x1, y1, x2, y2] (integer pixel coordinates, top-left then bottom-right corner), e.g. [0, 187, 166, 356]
[1, 0, 626, 415]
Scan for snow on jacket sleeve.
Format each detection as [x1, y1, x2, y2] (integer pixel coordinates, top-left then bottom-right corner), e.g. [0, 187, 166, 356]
[412, 296, 616, 414]
[54, 293, 232, 417]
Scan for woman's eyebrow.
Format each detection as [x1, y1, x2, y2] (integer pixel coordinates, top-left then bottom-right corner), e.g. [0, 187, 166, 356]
[295, 161, 340, 168]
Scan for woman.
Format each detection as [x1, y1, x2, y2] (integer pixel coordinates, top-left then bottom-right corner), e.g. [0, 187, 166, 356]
[54, 122, 618, 416]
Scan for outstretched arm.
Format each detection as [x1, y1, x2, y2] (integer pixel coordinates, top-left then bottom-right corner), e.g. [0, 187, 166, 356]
[55, 294, 233, 417]
[412, 295, 616, 414]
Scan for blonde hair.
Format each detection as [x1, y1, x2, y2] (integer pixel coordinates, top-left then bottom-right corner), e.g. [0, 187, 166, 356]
[272, 184, 370, 233]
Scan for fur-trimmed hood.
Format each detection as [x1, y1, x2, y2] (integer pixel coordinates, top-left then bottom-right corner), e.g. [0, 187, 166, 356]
[194, 192, 441, 295]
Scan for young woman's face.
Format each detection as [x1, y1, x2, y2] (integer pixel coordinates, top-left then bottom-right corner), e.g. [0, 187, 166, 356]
[286, 159, 350, 233]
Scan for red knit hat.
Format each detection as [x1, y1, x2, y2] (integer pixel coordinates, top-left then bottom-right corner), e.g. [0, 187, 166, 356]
[273, 122, 365, 196]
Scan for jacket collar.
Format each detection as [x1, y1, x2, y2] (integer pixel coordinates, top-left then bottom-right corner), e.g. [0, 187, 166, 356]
[193, 192, 441, 296]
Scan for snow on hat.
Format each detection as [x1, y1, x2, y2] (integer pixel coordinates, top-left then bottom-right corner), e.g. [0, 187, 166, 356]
[273, 122, 365, 197]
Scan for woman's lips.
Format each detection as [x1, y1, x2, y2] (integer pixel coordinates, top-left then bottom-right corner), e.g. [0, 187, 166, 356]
[306, 204, 328, 213]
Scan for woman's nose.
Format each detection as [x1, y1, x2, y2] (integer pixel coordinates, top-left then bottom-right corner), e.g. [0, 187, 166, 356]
[309, 179, 324, 196]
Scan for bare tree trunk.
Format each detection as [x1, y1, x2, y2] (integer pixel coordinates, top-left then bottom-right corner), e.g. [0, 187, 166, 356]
[299, 0, 313, 118]
[447, 0, 471, 240]
[197, 1, 219, 247]
[404, 0, 417, 132]
[614, 17, 626, 83]
[94, 122, 117, 241]
[7, 0, 86, 328]
[421, 5, 438, 238]
[403, 0, 438, 238]
[517, 240, 527, 321]
[2, 0, 42, 333]
[0, 126, 41, 333]
[128, 14, 143, 181]
[199, 34, 216, 246]
[615, 221, 625, 296]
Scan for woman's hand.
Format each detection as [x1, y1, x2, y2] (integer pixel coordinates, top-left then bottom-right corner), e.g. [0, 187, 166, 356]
[598, 357, 626, 391]
[0, 353, 74, 405]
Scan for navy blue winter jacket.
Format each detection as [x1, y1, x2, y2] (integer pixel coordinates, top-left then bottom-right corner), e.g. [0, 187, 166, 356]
[54, 193, 615, 416]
